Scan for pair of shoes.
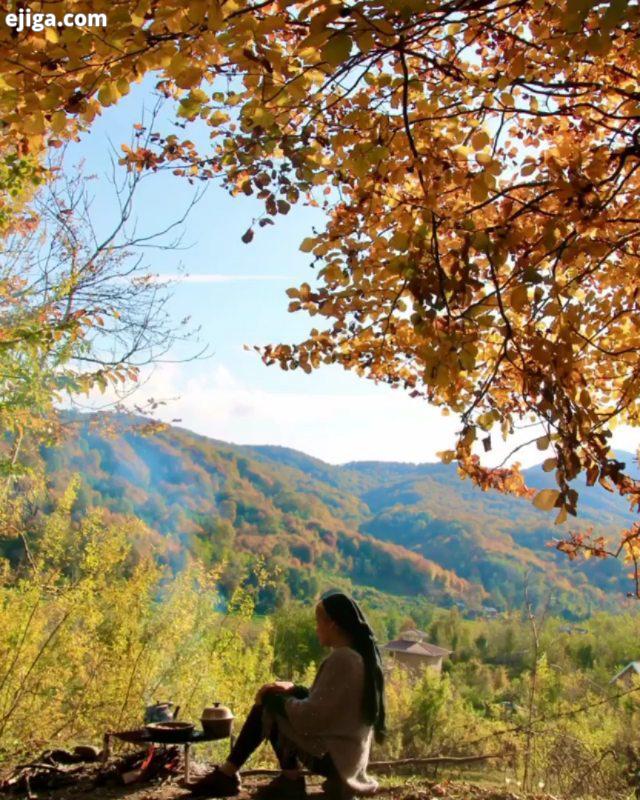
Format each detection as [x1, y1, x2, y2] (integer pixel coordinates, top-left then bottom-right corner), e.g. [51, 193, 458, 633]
[254, 774, 306, 800]
[186, 766, 242, 797]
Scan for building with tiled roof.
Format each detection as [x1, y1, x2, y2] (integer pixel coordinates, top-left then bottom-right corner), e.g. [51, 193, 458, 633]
[382, 631, 452, 674]
[610, 661, 640, 687]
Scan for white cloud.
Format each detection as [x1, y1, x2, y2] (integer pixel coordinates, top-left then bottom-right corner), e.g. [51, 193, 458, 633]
[80, 362, 640, 467]
[111, 363, 457, 464]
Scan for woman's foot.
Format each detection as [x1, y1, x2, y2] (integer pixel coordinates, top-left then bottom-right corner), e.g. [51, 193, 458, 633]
[254, 773, 306, 800]
[186, 765, 242, 797]
[320, 776, 355, 800]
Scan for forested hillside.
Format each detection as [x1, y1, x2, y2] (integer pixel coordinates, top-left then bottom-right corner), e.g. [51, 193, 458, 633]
[32, 414, 637, 617]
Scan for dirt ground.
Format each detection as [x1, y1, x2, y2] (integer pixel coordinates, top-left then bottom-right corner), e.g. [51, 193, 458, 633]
[0, 758, 564, 800]
[58, 777, 556, 800]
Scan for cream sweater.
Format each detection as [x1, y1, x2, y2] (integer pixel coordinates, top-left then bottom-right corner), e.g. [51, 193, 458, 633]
[274, 646, 378, 795]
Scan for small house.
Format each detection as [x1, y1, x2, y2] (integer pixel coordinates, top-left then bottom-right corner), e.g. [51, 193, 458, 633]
[610, 661, 640, 687]
[382, 628, 451, 674]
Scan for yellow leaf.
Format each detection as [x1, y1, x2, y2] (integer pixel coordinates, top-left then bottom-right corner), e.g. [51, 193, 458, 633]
[510, 53, 526, 77]
[190, 88, 208, 104]
[321, 34, 352, 67]
[389, 231, 409, 251]
[117, 78, 131, 96]
[472, 232, 491, 251]
[22, 113, 46, 134]
[51, 111, 67, 133]
[298, 30, 331, 51]
[602, 0, 630, 29]
[252, 107, 274, 128]
[470, 176, 488, 202]
[587, 33, 611, 56]
[471, 130, 490, 150]
[175, 67, 203, 89]
[207, 1, 224, 30]
[98, 83, 119, 106]
[554, 507, 568, 525]
[41, 88, 62, 110]
[477, 411, 495, 430]
[209, 109, 228, 125]
[356, 31, 375, 54]
[542, 457, 557, 473]
[510, 284, 528, 312]
[300, 237, 316, 253]
[168, 53, 190, 75]
[533, 488, 559, 511]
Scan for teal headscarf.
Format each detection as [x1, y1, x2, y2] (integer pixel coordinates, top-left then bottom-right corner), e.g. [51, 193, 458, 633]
[321, 591, 386, 744]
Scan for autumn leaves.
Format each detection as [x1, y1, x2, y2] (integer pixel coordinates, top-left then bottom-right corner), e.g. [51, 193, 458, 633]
[1, 0, 640, 586]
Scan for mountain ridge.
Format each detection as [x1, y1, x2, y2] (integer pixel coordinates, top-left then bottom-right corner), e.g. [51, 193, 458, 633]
[36, 413, 638, 616]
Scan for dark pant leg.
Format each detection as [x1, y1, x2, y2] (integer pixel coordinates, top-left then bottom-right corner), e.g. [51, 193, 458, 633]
[268, 728, 298, 770]
[228, 703, 265, 769]
[309, 752, 338, 779]
[228, 703, 298, 771]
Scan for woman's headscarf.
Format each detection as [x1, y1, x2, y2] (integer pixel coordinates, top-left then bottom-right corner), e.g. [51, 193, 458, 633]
[321, 591, 386, 744]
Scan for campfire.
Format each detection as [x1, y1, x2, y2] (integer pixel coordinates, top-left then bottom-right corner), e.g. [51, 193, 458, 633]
[0, 744, 185, 795]
[1, 701, 235, 796]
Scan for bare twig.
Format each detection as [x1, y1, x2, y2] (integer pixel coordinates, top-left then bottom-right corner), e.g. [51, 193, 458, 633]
[240, 751, 506, 777]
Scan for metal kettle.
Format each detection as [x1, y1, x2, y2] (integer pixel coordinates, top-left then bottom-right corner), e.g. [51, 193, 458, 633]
[144, 700, 179, 724]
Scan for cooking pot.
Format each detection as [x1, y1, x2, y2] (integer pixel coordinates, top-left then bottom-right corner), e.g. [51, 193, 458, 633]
[145, 721, 194, 743]
[201, 702, 234, 737]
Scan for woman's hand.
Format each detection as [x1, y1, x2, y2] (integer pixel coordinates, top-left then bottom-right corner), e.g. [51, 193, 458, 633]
[254, 681, 295, 704]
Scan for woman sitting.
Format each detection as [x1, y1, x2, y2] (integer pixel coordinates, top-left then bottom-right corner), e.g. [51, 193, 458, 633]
[189, 591, 385, 799]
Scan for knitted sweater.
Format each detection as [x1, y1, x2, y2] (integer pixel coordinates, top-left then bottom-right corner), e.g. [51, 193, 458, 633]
[268, 646, 378, 795]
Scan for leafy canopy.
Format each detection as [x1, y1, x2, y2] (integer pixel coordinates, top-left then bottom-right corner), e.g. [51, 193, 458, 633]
[2, 0, 640, 581]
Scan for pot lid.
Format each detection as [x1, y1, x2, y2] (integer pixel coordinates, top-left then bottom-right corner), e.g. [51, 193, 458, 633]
[201, 702, 233, 720]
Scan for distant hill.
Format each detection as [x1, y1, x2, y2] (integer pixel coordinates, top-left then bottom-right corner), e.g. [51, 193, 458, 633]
[36, 414, 638, 617]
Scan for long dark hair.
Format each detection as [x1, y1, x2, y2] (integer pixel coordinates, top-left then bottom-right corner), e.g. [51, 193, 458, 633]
[321, 591, 386, 744]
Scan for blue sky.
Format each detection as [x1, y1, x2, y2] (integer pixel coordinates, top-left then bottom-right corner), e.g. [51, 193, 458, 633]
[66, 78, 638, 466]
